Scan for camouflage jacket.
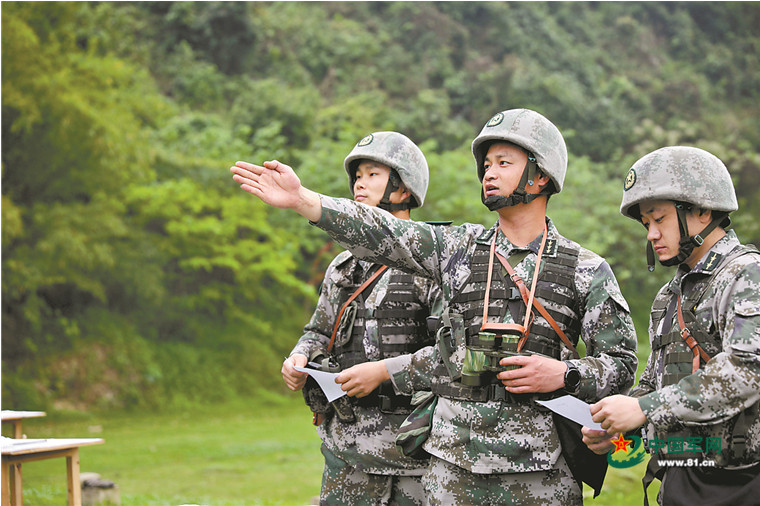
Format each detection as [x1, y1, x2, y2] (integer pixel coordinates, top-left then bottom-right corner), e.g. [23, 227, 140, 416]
[290, 247, 443, 475]
[314, 196, 637, 474]
[632, 231, 760, 467]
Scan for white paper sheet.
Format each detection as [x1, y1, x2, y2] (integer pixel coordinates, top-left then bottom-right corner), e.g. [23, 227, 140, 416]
[535, 395, 603, 430]
[294, 366, 347, 402]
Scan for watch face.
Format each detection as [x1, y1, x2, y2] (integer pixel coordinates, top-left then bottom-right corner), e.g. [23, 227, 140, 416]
[565, 365, 581, 390]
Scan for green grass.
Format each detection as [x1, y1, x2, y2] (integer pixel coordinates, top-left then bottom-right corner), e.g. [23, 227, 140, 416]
[5, 394, 323, 505]
[7, 393, 658, 505]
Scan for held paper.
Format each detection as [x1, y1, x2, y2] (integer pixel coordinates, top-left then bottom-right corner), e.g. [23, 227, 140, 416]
[536, 394, 603, 430]
[294, 366, 347, 402]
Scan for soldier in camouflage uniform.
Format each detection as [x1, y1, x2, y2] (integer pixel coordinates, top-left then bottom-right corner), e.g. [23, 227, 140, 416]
[280, 131, 443, 505]
[232, 108, 637, 504]
[584, 146, 760, 505]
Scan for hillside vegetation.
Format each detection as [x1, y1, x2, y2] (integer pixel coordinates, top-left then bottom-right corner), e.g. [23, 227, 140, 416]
[3, 1, 759, 411]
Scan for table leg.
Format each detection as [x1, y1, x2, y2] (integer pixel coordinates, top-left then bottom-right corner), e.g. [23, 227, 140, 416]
[10, 463, 22, 506]
[12, 422, 23, 440]
[2, 460, 9, 506]
[65, 449, 81, 506]
[3, 461, 23, 506]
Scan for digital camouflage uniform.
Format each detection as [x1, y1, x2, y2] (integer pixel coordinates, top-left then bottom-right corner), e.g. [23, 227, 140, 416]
[310, 110, 637, 504]
[292, 252, 442, 504]
[621, 147, 760, 504]
[290, 132, 443, 505]
[312, 201, 637, 504]
[632, 231, 760, 463]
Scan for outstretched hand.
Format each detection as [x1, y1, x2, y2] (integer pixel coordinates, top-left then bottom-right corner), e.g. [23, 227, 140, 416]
[231, 160, 302, 207]
[230, 160, 323, 221]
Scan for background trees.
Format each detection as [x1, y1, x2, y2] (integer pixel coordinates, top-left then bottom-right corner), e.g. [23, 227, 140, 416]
[3, 1, 759, 411]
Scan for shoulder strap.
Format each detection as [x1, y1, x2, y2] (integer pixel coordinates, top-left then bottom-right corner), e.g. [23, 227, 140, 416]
[673, 244, 760, 371]
[327, 265, 389, 354]
[675, 295, 711, 372]
[481, 235, 526, 337]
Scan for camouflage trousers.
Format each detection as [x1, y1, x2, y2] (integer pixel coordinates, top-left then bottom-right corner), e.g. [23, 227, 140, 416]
[320, 445, 425, 506]
[421, 454, 583, 505]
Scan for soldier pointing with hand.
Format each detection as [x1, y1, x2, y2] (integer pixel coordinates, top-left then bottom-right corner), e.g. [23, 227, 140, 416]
[233, 108, 637, 504]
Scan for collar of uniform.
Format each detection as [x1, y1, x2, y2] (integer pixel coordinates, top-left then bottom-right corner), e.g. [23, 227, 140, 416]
[688, 230, 740, 276]
[485, 217, 559, 259]
[357, 258, 384, 276]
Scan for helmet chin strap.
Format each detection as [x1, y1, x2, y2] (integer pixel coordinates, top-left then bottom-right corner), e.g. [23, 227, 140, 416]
[647, 203, 725, 271]
[378, 171, 411, 212]
[481, 153, 549, 211]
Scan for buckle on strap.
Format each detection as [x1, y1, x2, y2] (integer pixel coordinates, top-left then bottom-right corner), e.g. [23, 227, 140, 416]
[487, 383, 510, 402]
[680, 328, 701, 352]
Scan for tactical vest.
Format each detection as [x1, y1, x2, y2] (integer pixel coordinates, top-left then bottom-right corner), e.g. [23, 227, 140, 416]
[332, 268, 433, 413]
[648, 244, 760, 465]
[651, 244, 759, 386]
[432, 229, 582, 402]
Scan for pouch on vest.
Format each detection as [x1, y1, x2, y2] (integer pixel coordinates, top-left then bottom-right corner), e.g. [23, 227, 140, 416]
[334, 300, 358, 347]
[303, 376, 332, 426]
[552, 412, 608, 498]
[435, 309, 465, 381]
[395, 390, 437, 460]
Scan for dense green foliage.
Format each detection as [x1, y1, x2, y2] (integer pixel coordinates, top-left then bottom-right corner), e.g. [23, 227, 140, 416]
[3, 1, 759, 411]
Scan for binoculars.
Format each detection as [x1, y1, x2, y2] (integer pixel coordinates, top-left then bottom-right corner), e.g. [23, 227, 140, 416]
[461, 330, 527, 386]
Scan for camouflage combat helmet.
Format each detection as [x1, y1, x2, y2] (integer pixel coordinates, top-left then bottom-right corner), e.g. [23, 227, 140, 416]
[620, 146, 737, 270]
[471, 109, 567, 211]
[344, 131, 429, 211]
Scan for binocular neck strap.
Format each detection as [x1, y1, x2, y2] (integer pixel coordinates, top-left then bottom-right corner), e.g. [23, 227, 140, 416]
[482, 222, 580, 359]
[480, 222, 547, 344]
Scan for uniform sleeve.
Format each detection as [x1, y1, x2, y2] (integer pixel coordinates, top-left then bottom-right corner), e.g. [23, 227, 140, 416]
[385, 345, 439, 395]
[384, 257, 446, 394]
[315, 196, 453, 285]
[639, 263, 760, 431]
[630, 351, 657, 399]
[573, 259, 639, 402]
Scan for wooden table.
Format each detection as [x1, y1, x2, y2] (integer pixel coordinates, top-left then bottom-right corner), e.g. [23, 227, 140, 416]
[2, 438, 104, 506]
[1, 412, 47, 440]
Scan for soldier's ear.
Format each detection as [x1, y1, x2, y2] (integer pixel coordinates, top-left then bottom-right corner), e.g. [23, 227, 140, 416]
[534, 170, 551, 191]
[397, 182, 411, 202]
[697, 207, 713, 223]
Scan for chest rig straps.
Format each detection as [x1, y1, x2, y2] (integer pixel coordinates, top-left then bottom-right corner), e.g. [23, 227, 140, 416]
[493, 251, 581, 360]
[327, 264, 389, 358]
[674, 285, 712, 376]
[655, 247, 758, 387]
[309, 264, 390, 426]
[480, 223, 580, 360]
[459, 224, 581, 392]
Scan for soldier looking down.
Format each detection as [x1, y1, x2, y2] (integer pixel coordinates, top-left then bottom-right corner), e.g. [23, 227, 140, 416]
[280, 131, 443, 505]
[233, 108, 638, 504]
[584, 146, 760, 505]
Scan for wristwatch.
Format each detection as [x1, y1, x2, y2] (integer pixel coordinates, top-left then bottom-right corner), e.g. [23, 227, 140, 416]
[563, 360, 581, 394]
